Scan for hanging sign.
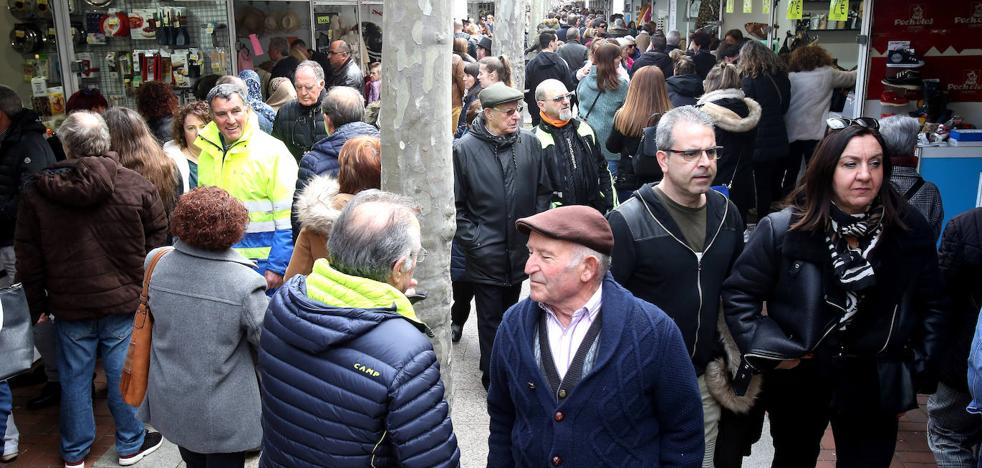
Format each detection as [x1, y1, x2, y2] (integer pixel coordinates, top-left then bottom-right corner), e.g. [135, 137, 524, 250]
[744, 0, 752, 13]
[762, 0, 770, 14]
[787, 0, 803, 19]
[726, 0, 734, 14]
[829, 0, 849, 22]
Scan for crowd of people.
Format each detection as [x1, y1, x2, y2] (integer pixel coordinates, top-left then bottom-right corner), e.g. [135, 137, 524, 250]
[0, 5, 978, 468]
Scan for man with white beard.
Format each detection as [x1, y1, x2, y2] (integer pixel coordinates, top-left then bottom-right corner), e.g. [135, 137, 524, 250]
[532, 79, 615, 213]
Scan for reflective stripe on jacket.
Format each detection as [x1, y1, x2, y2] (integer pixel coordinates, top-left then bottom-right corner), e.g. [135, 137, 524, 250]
[195, 114, 298, 275]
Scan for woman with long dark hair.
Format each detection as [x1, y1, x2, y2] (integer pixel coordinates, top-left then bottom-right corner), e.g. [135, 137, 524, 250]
[577, 41, 629, 177]
[723, 118, 946, 467]
[104, 107, 181, 216]
[607, 65, 672, 197]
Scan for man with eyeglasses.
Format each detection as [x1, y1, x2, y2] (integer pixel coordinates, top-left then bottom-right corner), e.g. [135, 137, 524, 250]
[607, 106, 746, 466]
[525, 29, 576, 126]
[325, 40, 364, 91]
[453, 82, 552, 389]
[532, 79, 613, 213]
[272, 60, 328, 162]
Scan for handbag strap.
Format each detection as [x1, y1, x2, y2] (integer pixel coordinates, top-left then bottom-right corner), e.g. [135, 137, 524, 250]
[903, 177, 925, 201]
[140, 247, 174, 305]
[583, 89, 603, 120]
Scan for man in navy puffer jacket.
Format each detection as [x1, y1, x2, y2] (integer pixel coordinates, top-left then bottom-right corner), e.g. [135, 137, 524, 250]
[259, 190, 459, 467]
[292, 86, 379, 237]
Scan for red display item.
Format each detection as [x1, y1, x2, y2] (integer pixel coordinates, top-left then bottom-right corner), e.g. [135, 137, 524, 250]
[100, 11, 129, 37]
[880, 90, 910, 106]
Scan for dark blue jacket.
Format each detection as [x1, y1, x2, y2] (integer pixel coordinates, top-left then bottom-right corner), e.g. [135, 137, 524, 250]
[293, 122, 380, 237]
[258, 276, 460, 467]
[487, 274, 704, 467]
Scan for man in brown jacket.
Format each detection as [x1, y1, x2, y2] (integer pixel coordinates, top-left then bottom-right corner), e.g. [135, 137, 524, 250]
[14, 111, 168, 467]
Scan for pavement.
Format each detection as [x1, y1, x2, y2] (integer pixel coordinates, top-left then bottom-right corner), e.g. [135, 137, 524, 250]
[2, 287, 941, 467]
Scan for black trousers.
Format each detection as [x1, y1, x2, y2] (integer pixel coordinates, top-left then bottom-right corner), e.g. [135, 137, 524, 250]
[765, 360, 899, 468]
[780, 140, 819, 198]
[473, 282, 522, 389]
[714, 404, 765, 468]
[178, 447, 246, 468]
[753, 161, 787, 218]
[450, 280, 476, 327]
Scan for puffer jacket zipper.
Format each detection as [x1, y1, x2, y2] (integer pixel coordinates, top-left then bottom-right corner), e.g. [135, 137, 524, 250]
[879, 304, 899, 353]
[638, 191, 729, 358]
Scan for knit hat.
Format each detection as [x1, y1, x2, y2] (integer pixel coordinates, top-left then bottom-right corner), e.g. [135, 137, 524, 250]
[516, 206, 614, 255]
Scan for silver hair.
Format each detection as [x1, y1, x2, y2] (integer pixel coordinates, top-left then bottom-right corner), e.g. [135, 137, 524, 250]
[666, 30, 681, 46]
[655, 106, 714, 152]
[328, 190, 422, 284]
[568, 244, 611, 283]
[878, 115, 920, 157]
[0, 85, 22, 118]
[534, 79, 565, 102]
[206, 83, 248, 107]
[295, 60, 325, 82]
[58, 111, 111, 158]
[216, 75, 249, 98]
[321, 86, 365, 127]
[566, 27, 580, 41]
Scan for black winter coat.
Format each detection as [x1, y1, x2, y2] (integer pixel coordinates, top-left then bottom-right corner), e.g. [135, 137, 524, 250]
[689, 50, 716, 80]
[741, 72, 791, 163]
[147, 116, 173, 144]
[0, 110, 56, 246]
[630, 50, 673, 79]
[937, 208, 982, 391]
[271, 90, 328, 161]
[453, 117, 552, 286]
[533, 118, 614, 213]
[697, 90, 760, 221]
[609, 186, 744, 373]
[723, 205, 948, 412]
[524, 51, 576, 126]
[667, 74, 703, 107]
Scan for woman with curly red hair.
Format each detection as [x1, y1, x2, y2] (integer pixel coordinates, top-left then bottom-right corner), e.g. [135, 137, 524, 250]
[135, 81, 179, 144]
[139, 186, 268, 467]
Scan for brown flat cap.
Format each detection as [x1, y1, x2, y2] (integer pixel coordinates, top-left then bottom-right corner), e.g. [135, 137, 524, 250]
[516, 206, 613, 255]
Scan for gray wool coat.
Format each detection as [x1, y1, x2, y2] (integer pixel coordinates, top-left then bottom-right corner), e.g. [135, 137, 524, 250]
[138, 240, 269, 454]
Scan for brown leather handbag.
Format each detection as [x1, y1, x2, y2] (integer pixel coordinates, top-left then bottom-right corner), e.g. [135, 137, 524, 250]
[120, 247, 173, 407]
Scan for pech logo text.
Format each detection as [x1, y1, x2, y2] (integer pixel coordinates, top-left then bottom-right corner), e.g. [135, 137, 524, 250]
[894, 4, 934, 26]
[948, 70, 982, 92]
[954, 2, 982, 25]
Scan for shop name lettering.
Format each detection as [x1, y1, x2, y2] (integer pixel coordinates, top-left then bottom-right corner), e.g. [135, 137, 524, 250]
[895, 5, 933, 26]
[948, 72, 981, 92]
[955, 3, 982, 24]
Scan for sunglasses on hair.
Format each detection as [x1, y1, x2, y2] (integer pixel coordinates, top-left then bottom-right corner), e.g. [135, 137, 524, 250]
[826, 117, 879, 131]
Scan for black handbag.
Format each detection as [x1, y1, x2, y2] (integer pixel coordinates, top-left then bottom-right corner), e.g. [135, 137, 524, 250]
[0, 283, 36, 381]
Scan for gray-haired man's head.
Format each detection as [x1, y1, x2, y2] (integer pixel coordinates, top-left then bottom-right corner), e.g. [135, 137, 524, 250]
[655, 105, 714, 152]
[321, 86, 365, 133]
[878, 115, 920, 158]
[207, 84, 251, 142]
[328, 190, 423, 292]
[58, 111, 111, 159]
[666, 30, 681, 46]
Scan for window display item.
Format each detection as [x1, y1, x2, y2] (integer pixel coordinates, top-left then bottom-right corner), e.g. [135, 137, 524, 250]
[129, 9, 158, 40]
[101, 10, 129, 37]
[47, 86, 65, 115]
[879, 90, 909, 107]
[10, 23, 42, 53]
[886, 48, 925, 68]
[882, 69, 923, 89]
[34, 0, 49, 17]
[7, 0, 35, 20]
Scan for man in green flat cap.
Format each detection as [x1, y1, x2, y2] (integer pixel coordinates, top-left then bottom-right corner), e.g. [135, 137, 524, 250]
[452, 82, 553, 389]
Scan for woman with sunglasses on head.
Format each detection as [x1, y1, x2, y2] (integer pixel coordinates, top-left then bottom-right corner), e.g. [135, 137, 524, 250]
[722, 117, 947, 467]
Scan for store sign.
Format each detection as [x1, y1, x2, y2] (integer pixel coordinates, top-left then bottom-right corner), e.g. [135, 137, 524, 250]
[948, 69, 982, 93]
[894, 4, 933, 27]
[743, 0, 752, 14]
[787, 0, 803, 20]
[954, 3, 982, 25]
[762, 0, 770, 14]
[726, 0, 733, 14]
[829, 0, 848, 22]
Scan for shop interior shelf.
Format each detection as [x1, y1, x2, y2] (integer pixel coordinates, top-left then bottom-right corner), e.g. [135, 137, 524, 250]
[886, 63, 925, 68]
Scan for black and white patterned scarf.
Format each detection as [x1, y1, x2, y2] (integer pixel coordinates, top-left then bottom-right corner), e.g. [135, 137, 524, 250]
[826, 201, 883, 324]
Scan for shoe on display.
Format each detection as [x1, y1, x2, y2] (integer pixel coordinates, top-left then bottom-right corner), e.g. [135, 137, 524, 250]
[879, 90, 909, 106]
[882, 69, 922, 89]
[27, 381, 61, 410]
[118, 430, 164, 466]
[451, 323, 463, 343]
[886, 48, 925, 68]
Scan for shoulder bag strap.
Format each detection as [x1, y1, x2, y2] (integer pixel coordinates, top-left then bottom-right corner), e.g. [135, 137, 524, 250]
[903, 177, 925, 201]
[140, 247, 174, 310]
[583, 89, 604, 120]
[766, 73, 784, 107]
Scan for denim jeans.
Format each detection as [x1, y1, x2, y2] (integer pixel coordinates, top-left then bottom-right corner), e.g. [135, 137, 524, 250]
[928, 382, 982, 467]
[0, 382, 10, 456]
[56, 315, 145, 463]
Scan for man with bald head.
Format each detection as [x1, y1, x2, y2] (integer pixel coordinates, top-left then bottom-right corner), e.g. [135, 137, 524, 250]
[325, 40, 364, 90]
[532, 78, 614, 213]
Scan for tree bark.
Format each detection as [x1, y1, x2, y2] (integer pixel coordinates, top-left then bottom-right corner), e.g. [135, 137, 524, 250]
[492, 0, 527, 93]
[530, 0, 545, 34]
[380, 0, 455, 398]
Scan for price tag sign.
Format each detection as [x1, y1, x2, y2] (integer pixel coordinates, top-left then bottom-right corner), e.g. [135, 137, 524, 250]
[787, 0, 803, 19]
[762, 0, 770, 14]
[726, 0, 734, 13]
[744, 0, 752, 13]
[829, 0, 849, 21]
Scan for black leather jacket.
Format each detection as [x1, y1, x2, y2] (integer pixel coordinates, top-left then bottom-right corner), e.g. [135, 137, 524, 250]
[453, 116, 552, 286]
[723, 205, 948, 402]
[271, 89, 328, 161]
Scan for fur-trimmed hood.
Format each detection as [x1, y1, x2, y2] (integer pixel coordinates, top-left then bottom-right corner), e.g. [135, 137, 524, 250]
[705, 314, 762, 414]
[295, 175, 348, 235]
[697, 89, 762, 133]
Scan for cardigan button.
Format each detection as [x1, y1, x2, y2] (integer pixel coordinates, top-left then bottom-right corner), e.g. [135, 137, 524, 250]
[554, 411, 565, 422]
[558, 389, 567, 399]
[552, 455, 563, 466]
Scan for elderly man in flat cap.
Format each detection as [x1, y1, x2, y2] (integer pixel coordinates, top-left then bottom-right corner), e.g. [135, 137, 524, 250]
[452, 82, 552, 390]
[486, 205, 704, 468]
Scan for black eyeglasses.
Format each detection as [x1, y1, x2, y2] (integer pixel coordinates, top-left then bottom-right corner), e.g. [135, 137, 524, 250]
[664, 146, 723, 162]
[826, 117, 879, 131]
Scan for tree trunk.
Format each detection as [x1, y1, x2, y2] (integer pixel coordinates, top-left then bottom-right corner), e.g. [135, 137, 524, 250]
[380, 0, 455, 398]
[530, 0, 545, 34]
[492, 0, 527, 93]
